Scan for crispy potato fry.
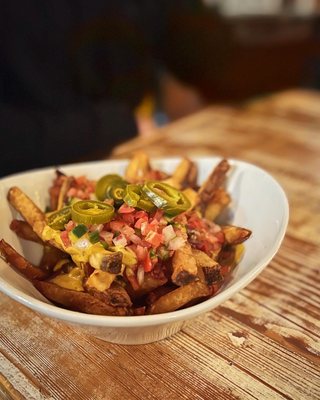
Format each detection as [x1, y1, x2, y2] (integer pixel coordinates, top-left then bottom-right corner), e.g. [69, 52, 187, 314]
[49, 170, 66, 210]
[204, 188, 231, 221]
[127, 272, 168, 299]
[10, 219, 68, 272]
[182, 187, 199, 210]
[7, 187, 46, 239]
[197, 159, 230, 214]
[8, 187, 67, 254]
[222, 225, 252, 245]
[148, 280, 210, 314]
[171, 243, 198, 286]
[86, 282, 132, 308]
[125, 151, 151, 182]
[192, 248, 222, 285]
[57, 175, 74, 210]
[218, 244, 244, 269]
[192, 248, 218, 268]
[140, 273, 168, 292]
[10, 219, 43, 244]
[0, 239, 49, 280]
[33, 280, 129, 315]
[164, 158, 198, 189]
[39, 245, 70, 272]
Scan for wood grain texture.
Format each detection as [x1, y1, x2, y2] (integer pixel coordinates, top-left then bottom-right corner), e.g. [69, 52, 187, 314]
[1, 89, 320, 400]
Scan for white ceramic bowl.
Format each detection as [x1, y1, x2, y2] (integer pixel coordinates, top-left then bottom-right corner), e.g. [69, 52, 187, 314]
[0, 157, 289, 344]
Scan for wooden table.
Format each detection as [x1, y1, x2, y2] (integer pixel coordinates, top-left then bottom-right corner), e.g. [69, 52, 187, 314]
[1, 89, 320, 400]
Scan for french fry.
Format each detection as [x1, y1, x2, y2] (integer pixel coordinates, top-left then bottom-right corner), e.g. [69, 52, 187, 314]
[192, 248, 218, 268]
[85, 282, 132, 308]
[222, 225, 252, 245]
[7, 187, 46, 239]
[148, 280, 211, 314]
[49, 170, 67, 210]
[33, 280, 129, 315]
[197, 159, 230, 214]
[164, 158, 198, 190]
[124, 151, 151, 182]
[126, 272, 168, 299]
[171, 243, 198, 286]
[10, 219, 43, 244]
[204, 188, 231, 221]
[10, 219, 69, 272]
[218, 244, 244, 269]
[39, 245, 70, 272]
[0, 239, 49, 280]
[8, 187, 66, 253]
[192, 248, 222, 285]
[182, 187, 199, 210]
[9, 217, 70, 275]
[56, 175, 74, 210]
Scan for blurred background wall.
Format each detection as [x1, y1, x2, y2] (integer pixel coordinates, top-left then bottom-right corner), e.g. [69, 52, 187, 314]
[157, 0, 320, 122]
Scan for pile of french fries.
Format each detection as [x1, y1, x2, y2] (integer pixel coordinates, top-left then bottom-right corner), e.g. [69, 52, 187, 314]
[0, 153, 251, 316]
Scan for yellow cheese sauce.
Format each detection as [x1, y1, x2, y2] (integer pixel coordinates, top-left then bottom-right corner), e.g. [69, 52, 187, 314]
[42, 225, 110, 266]
[42, 225, 136, 291]
[50, 267, 85, 291]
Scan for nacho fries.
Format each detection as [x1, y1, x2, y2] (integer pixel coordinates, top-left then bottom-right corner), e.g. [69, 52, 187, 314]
[0, 154, 251, 315]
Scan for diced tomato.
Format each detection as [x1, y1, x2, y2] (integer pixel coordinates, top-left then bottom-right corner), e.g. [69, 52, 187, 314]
[129, 233, 142, 245]
[112, 233, 127, 247]
[60, 230, 71, 247]
[74, 175, 86, 185]
[135, 245, 147, 261]
[140, 221, 149, 235]
[187, 216, 204, 230]
[213, 242, 222, 252]
[65, 175, 95, 200]
[211, 283, 222, 295]
[121, 212, 135, 225]
[67, 187, 77, 198]
[148, 218, 159, 232]
[110, 220, 126, 232]
[215, 231, 225, 243]
[134, 210, 148, 220]
[220, 265, 230, 277]
[152, 209, 164, 221]
[125, 268, 140, 291]
[147, 169, 167, 181]
[139, 218, 159, 237]
[135, 218, 147, 230]
[141, 240, 152, 248]
[118, 204, 135, 214]
[65, 220, 76, 232]
[99, 230, 114, 245]
[145, 231, 163, 248]
[143, 253, 153, 272]
[121, 225, 135, 238]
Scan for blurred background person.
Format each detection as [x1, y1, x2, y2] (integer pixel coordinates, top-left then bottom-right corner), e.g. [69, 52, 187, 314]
[1, 1, 147, 176]
[1, 0, 319, 177]
[0, 1, 215, 176]
[0, 0, 235, 176]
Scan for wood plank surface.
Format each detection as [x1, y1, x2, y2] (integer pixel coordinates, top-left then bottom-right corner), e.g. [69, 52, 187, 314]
[1, 89, 320, 400]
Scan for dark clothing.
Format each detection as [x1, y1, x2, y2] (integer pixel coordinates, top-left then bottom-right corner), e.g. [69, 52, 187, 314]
[0, 0, 224, 177]
[0, 1, 165, 176]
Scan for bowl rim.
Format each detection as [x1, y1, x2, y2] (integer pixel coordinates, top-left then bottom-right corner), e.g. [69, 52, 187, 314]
[0, 156, 289, 327]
